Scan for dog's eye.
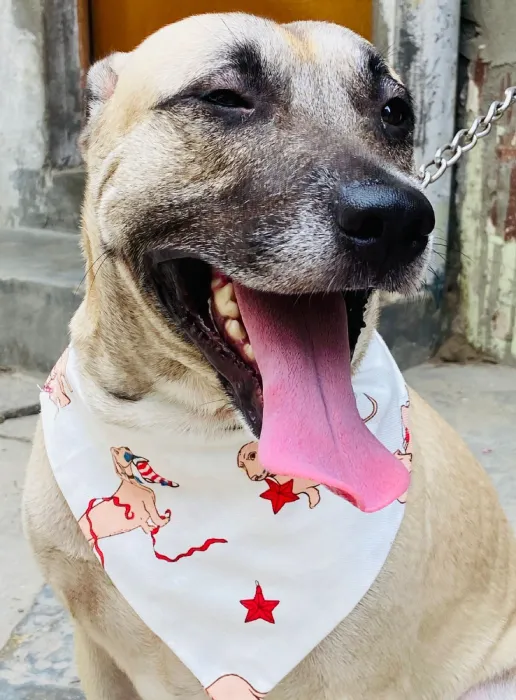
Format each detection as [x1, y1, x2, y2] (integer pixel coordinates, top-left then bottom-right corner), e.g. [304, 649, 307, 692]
[381, 97, 411, 128]
[201, 89, 253, 110]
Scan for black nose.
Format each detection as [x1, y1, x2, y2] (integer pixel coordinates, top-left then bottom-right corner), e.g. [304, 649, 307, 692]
[334, 181, 435, 252]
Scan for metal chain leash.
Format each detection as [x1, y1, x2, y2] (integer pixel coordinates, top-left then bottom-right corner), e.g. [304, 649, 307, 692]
[418, 86, 516, 188]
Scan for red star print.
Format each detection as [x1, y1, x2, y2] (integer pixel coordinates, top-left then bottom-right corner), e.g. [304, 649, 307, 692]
[240, 582, 280, 624]
[260, 478, 299, 513]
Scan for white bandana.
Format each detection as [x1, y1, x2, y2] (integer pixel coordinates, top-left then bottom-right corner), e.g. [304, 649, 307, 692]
[41, 332, 412, 699]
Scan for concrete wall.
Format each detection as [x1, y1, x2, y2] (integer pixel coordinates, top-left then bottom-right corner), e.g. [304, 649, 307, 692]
[374, 0, 461, 367]
[455, 0, 516, 365]
[0, 0, 84, 233]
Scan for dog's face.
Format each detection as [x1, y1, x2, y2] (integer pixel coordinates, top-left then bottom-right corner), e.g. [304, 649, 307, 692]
[81, 13, 434, 440]
[111, 446, 132, 469]
[238, 442, 267, 480]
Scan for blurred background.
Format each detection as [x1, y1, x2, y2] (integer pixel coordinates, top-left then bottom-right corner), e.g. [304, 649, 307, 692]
[0, 1, 515, 698]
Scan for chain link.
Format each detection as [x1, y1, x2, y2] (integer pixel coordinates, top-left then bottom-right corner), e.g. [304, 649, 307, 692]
[418, 86, 516, 188]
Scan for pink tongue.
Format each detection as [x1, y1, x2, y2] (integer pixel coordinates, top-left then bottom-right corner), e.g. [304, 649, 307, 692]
[234, 286, 409, 513]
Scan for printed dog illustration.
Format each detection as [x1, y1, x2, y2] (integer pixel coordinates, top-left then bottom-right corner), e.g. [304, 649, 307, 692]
[238, 442, 321, 509]
[78, 446, 177, 564]
[394, 400, 412, 504]
[207, 674, 265, 700]
[42, 347, 72, 408]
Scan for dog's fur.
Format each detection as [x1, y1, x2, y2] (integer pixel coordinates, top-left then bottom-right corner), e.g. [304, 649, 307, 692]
[23, 13, 516, 699]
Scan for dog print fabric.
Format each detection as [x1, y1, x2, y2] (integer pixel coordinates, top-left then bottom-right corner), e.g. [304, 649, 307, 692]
[41, 333, 410, 698]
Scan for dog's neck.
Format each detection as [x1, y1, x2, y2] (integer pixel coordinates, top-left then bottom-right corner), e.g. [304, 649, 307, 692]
[69, 217, 240, 436]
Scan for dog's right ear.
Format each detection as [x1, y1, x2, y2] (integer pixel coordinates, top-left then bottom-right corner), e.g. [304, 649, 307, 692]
[80, 52, 128, 154]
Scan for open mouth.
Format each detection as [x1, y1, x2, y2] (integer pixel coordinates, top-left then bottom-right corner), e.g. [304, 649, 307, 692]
[145, 252, 410, 513]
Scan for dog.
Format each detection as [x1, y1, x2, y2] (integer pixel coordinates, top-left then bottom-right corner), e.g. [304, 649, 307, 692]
[23, 13, 516, 699]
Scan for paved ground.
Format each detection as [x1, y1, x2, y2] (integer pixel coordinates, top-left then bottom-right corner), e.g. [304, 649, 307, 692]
[0, 371, 44, 650]
[0, 361, 515, 698]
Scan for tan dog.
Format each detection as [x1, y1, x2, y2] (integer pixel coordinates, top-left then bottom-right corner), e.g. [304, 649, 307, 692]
[23, 13, 516, 700]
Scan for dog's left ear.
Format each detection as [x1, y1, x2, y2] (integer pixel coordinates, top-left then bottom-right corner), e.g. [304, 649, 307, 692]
[80, 52, 128, 154]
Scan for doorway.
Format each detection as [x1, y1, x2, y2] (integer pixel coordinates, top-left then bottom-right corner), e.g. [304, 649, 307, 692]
[89, 0, 371, 60]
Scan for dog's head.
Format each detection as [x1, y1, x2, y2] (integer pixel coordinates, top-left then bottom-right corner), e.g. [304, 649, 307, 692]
[111, 446, 133, 466]
[237, 441, 267, 481]
[81, 14, 433, 511]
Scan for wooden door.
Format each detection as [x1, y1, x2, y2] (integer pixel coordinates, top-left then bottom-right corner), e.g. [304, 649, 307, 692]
[90, 0, 371, 61]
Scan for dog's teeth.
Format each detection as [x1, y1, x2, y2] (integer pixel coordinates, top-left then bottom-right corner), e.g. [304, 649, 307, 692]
[226, 319, 246, 341]
[243, 343, 255, 362]
[213, 283, 240, 319]
[221, 300, 240, 319]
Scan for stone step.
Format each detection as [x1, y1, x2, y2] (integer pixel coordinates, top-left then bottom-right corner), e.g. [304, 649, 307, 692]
[0, 228, 83, 373]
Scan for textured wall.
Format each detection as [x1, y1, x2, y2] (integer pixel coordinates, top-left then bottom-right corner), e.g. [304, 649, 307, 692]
[0, 0, 83, 232]
[455, 0, 516, 365]
[374, 0, 461, 366]
[0, 0, 47, 229]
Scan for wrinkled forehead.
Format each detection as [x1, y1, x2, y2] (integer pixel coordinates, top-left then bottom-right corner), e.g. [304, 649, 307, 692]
[116, 14, 383, 108]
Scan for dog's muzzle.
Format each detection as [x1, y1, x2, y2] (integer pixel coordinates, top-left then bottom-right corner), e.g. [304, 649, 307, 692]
[334, 179, 435, 262]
